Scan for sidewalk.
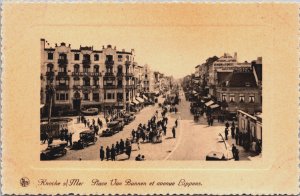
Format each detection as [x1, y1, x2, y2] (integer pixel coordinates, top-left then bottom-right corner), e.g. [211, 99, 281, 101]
[219, 131, 258, 161]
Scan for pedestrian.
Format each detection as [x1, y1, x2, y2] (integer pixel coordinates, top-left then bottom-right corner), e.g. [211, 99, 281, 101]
[106, 146, 110, 161]
[163, 126, 167, 136]
[210, 117, 214, 126]
[131, 129, 136, 142]
[231, 121, 235, 128]
[235, 131, 239, 145]
[234, 148, 240, 161]
[175, 119, 178, 128]
[111, 144, 116, 161]
[115, 141, 120, 154]
[120, 139, 125, 153]
[231, 144, 237, 159]
[172, 126, 176, 138]
[100, 146, 105, 161]
[84, 119, 87, 127]
[69, 132, 73, 147]
[231, 126, 235, 139]
[225, 121, 229, 129]
[126, 144, 132, 159]
[207, 116, 210, 126]
[225, 128, 228, 140]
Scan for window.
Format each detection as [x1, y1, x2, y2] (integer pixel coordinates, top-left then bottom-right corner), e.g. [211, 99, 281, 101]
[239, 94, 245, 102]
[117, 93, 123, 101]
[83, 77, 90, 86]
[58, 78, 68, 85]
[83, 67, 89, 73]
[118, 55, 122, 62]
[222, 94, 227, 102]
[74, 64, 79, 73]
[47, 64, 53, 72]
[106, 55, 113, 61]
[94, 54, 99, 61]
[74, 54, 80, 61]
[83, 54, 90, 61]
[93, 65, 99, 73]
[93, 78, 99, 86]
[249, 95, 255, 103]
[58, 67, 66, 73]
[107, 93, 115, 100]
[74, 78, 80, 86]
[48, 53, 53, 60]
[93, 93, 99, 102]
[83, 93, 89, 100]
[59, 53, 67, 60]
[56, 92, 68, 101]
[229, 94, 235, 102]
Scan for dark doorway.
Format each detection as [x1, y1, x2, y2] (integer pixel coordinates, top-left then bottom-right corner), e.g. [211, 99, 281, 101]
[73, 99, 81, 111]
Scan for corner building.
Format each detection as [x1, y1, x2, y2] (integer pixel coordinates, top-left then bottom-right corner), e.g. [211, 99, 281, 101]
[40, 39, 137, 113]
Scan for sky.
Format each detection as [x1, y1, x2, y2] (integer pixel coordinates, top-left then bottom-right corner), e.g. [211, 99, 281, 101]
[4, 3, 271, 78]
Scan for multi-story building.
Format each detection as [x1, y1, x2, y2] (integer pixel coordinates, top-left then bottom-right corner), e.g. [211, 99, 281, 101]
[40, 39, 138, 114]
[141, 64, 155, 93]
[215, 67, 262, 115]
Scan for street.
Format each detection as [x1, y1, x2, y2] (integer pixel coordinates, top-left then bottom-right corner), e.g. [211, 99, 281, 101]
[48, 91, 247, 161]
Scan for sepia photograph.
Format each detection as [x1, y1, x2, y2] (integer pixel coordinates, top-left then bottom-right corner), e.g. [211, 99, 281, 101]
[40, 30, 262, 162]
[2, 2, 298, 195]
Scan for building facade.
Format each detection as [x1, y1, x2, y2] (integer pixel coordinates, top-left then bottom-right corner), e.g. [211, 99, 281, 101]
[40, 39, 138, 114]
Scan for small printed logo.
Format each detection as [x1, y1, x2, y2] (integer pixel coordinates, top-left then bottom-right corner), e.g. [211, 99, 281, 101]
[20, 177, 30, 187]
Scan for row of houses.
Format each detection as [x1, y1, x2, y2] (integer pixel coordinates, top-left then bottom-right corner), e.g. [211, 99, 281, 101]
[184, 52, 262, 116]
[40, 39, 172, 115]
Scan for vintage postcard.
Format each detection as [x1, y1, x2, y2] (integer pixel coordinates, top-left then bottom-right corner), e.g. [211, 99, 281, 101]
[1, 2, 299, 195]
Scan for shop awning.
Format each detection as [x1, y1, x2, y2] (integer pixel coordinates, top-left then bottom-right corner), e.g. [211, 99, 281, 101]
[143, 95, 148, 100]
[192, 90, 197, 94]
[205, 100, 214, 106]
[136, 97, 144, 103]
[132, 100, 139, 105]
[210, 104, 220, 109]
[40, 104, 45, 109]
[130, 102, 135, 106]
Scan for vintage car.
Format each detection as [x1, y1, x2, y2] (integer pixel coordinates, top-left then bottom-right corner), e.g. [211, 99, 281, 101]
[116, 118, 125, 127]
[144, 100, 155, 106]
[72, 130, 97, 149]
[80, 108, 99, 116]
[205, 151, 227, 161]
[40, 140, 68, 160]
[102, 121, 123, 137]
[123, 113, 136, 125]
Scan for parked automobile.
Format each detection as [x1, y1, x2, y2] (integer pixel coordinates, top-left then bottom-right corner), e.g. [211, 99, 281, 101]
[116, 118, 125, 127]
[144, 100, 155, 106]
[72, 130, 97, 149]
[123, 113, 136, 125]
[102, 121, 123, 137]
[81, 108, 99, 116]
[205, 151, 227, 161]
[40, 141, 67, 160]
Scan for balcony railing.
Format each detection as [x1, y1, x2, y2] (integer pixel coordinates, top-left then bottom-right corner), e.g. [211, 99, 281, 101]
[72, 72, 101, 77]
[117, 84, 123, 88]
[104, 84, 116, 89]
[57, 72, 68, 76]
[56, 85, 69, 91]
[105, 60, 114, 67]
[82, 59, 91, 65]
[117, 72, 124, 77]
[57, 59, 68, 65]
[103, 72, 115, 78]
[73, 85, 99, 90]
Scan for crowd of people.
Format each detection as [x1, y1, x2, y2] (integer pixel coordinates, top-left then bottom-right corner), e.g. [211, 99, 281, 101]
[223, 121, 262, 160]
[98, 102, 179, 161]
